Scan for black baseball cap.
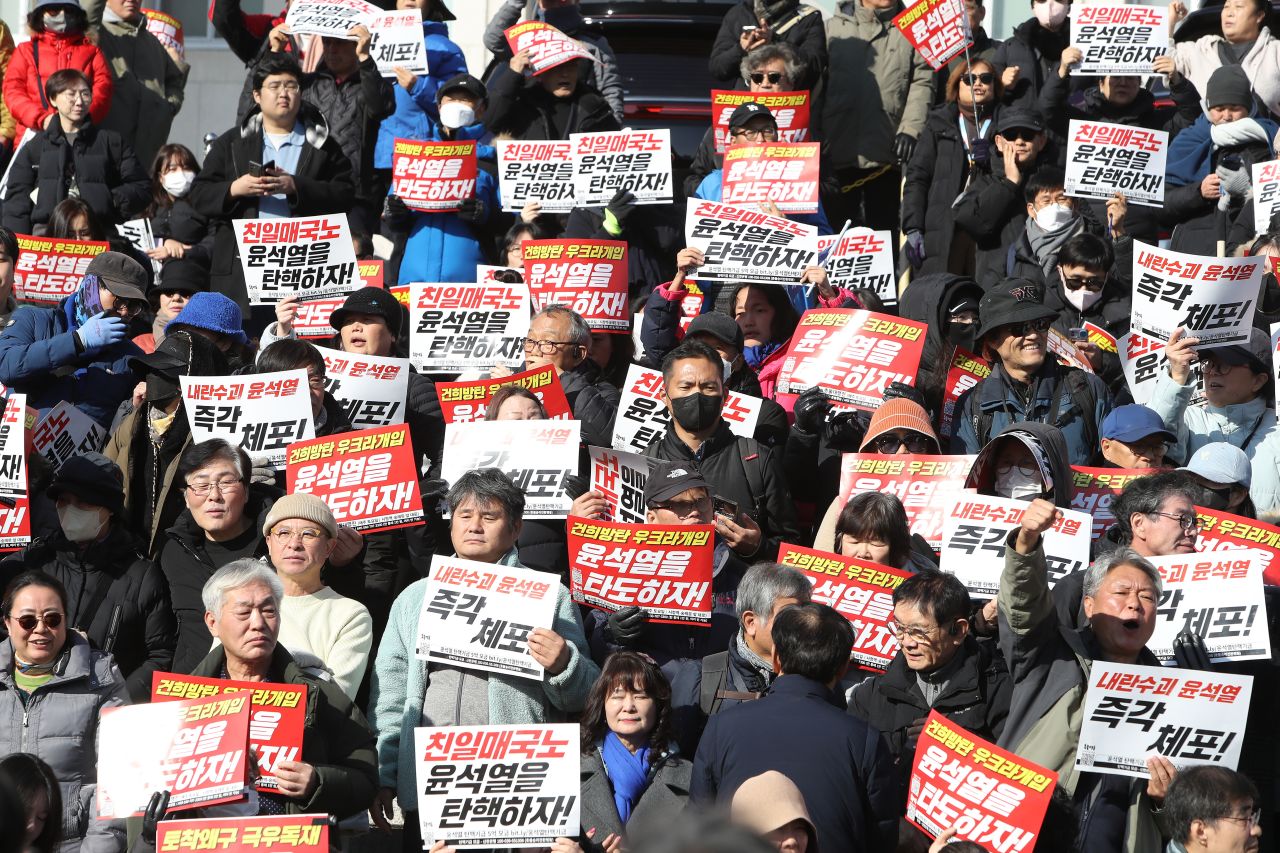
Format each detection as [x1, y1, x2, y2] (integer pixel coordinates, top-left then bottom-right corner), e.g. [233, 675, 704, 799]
[996, 110, 1045, 136]
[643, 460, 710, 507]
[686, 311, 745, 353]
[728, 102, 776, 130]
[437, 73, 486, 104]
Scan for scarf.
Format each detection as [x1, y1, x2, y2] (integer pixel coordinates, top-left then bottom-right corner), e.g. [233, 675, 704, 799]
[1166, 115, 1278, 187]
[600, 732, 649, 824]
[755, 0, 799, 27]
[735, 629, 774, 684]
[1025, 215, 1085, 281]
[13, 653, 56, 676]
[743, 341, 782, 370]
[70, 273, 105, 328]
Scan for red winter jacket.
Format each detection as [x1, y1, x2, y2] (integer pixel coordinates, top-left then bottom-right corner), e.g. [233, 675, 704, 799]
[3, 31, 112, 143]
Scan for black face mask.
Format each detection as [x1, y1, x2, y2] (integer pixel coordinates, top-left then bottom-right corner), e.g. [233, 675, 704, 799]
[145, 372, 180, 404]
[946, 320, 978, 353]
[1199, 484, 1235, 512]
[670, 392, 723, 433]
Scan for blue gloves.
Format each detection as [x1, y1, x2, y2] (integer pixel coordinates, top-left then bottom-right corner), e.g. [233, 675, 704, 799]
[76, 312, 128, 353]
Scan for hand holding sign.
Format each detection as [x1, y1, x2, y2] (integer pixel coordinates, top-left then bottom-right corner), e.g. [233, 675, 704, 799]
[1016, 498, 1062, 554]
[1146, 755, 1177, 802]
[1058, 45, 1083, 77]
[527, 627, 570, 675]
[1165, 327, 1201, 385]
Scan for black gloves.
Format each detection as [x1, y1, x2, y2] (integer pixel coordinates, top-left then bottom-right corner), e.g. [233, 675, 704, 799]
[605, 189, 638, 229]
[383, 194, 410, 227]
[893, 132, 917, 166]
[456, 197, 486, 225]
[141, 791, 171, 846]
[826, 409, 870, 452]
[608, 605, 646, 646]
[420, 478, 450, 517]
[793, 387, 833, 435]
[1173, 629, 1213, 671]
[883, 381, 928, 409]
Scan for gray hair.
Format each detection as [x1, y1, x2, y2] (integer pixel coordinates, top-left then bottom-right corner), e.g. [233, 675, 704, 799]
[735, 561, 812, 624]
[740, 43, 802, 88]
[534, 304, 592, 348]
[1081, 548, 1163, 600]
[447, 468, 525, 530]
[202, 558, 283, 618]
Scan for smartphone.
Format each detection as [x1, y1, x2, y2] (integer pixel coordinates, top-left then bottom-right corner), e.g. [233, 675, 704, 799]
[249, 160, 263, 178]
[1068, 327, 1088, 342]
[714, 496, 738, 518]
[741, 24, 757, 31]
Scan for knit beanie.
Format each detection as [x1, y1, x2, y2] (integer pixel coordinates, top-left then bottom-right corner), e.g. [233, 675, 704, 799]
[1206, 64, 1254, 109]
[263, 493, 338, 539]
[169, 292, 249, 345]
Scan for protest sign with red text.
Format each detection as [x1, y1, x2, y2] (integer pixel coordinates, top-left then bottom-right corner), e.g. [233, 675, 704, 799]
[392, 139, 478, 212]
[0, 393, 29, 550]
[1065, 120, 1167, 206]
[893, 0, 972, 69]
[368, 9, 429, 77]
[234, 215, 358, 304]
[437, 365, 572, 423]
[523, 239, 629, 332]
[155, 815, 329, 853]
[293, 260, 385, 339]
[143, 8, 184, 57]
[1070, 5, 1168, 75]
[441, 420, 580, 517]
[321, 350, 409, 430]
[711, 90, 810, 153]
[1070, 467, 1149, 540]
[1146, 551, 1270, 664]
[287, 424, 424, 532]
[1119, 327, 1205, 406]
[409, 280, 530, 373]
[496, 139, 575, 212]
[181, 370, 315, 465]
[504, 20, 594, 73]
[612, 363, 761, 452]
[1195, 506, 1280, 585]
[721, 142, 820, 213]
[571, 129, 673, 206]
[32, 399, 106, 473]
[1132, 243, 1260, 346]
[685, 200, 817, 284]
[811, 228, 896, 305]
[838, 454, 975, 551]
[14, 234, 108, 304]
[940, 349, 990, 437]
[1255, 161, 1280, 234]
[588, 446, 651, 524]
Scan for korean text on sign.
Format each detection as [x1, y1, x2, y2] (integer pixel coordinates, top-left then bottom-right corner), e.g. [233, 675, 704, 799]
[14, 234, 108, 304]
[1131, 243, 1260, 346]
[415, 724, 579, 848]
[234, 215, 358, 304]
[33, 400, 107, 473]
[180, 369, 316, 466]
[838, 454, 976, 550]
[1254, 161, 1280, 234]
[287, 424, 425, 533]
[940, 494, 1092, 596]
[570, 129, 674, 206]
[567, 517, 714, 625]
[907, 711, 1058, 853]
[440, 420, 580, 518]
[779, 542, 910, 672]
[437, 364, 573, 424]
[284, 0, 377, 37]
[496, 139, 575, 213]
[776, 309, 928, 411]
[292, 260, 384, 338]
[322, 349, 409, 431]
[392, 139, 478, 213]
[1076, 662, 1253, 778]
[410, 280, 530, 373]
[1065, 120, 1167, 207]
[415, 555, 558, 680]
[1119, 328, 1205, 407]
[1070, 5, 1168, 75]
[588, 446, 651, 524]
[155, 815, 329, 853]
[892, 0, 972, 69]
[710, 89, 810, 153]
[1070, 466, 1149, 540]
[523, 239, 629, 332]
[151, 672, 307, 793]
[612, 363, 761, 452]
[1195, 505, 1280, 585]
[368, 9, 429, 77]
[1145, 550, 1271, 665]
[811, 228, 897, 306]
[97, 693, 251, 817]
[504, 20, 593, 74]
[684, 200, 817, 284]
[721, 142, 821, 214]
[0, 394, 29, 550]
[941, 349, 990, 438]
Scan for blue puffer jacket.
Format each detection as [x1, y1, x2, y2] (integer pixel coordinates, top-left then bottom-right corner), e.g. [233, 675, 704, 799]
[694, 169, 832, 234]
[372, 21, 468, 169]
[396, 122, 501, 284]
[0, 298, 142, 425]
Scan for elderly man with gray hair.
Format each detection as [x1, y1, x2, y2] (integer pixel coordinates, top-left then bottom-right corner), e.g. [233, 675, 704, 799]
[194, 559, 378, 818]
[1000, 497, 1176, 852]
[670, 560, 812, 756]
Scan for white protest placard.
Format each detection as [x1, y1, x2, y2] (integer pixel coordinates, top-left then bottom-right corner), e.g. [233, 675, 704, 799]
[1254, 161, 1280, 234]
[408, 279, 530, 373]
[495, 139, 575, 213]
[117, 218, 157, 255]
[1274, 322, 1280, 421]
[415, 725, 579, 849]
[939, 493, 1092, 597]
[570, 129, 673, 207]
[1065, 120, 1167, 207]
[1069, 5, 1168, 75]
[1119, 328, 1205, 407]
[180, 370, 316, 465]
[685, 200, 817, 285]
[1132, 243, 1261, 346]
[441, 420, 580, 518]
[32, 400, 107, 472]
[588, 445, 652, 524]
[284, 0, 376, 37]
[414, 555, 558, 679]
[612, 363, 761, 452]
[368, 9, 428, 77]
[0, 393, 25, 498]
[234, 215, 359, 305]
[1077, 662, 1252, 778]
[320, 351, 409, 431]
[1147, 551, 1271, 665]
[811, 229, 896, 306]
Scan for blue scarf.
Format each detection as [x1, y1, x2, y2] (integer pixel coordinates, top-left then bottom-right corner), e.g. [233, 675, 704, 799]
[600, 732, 649, 824]
[743, 341, 782, 370]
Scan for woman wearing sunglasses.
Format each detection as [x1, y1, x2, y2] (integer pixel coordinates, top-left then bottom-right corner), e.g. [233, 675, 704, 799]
[0, 571, 130, 853]
[901, 59, 1002, 277]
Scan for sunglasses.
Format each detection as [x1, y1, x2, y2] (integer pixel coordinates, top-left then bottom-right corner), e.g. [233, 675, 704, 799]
[1004, 317, 1053, 337]
[749, 71, 784, 85]
[871, 432, 936, 454]
[962, 72, 994, 86]
[12, 612, 63, 631]
[1001, 129, 1039, 142]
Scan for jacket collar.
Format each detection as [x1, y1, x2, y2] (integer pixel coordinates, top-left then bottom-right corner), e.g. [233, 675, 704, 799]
[1204, 394, 1267, 426]
[877, 636, 986, 706]
[977, 357, 1062, 410]
[0, 632, 95, 689]
[660, 420, 737, 460]
[766, 673, 845, 708]
[190, 643, 320, 724]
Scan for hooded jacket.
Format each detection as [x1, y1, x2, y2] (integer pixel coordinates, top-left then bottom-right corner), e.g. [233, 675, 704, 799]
[2, 29, 113, 143]
[898, 272, 984, 421]
[559, 357, 621, 451]
[372, 20, 467, 169]
[483, 61, 620, 142]
[962, 420, 1076, 510]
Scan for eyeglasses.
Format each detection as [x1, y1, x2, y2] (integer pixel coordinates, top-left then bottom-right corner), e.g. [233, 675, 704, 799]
[1220, 807, 1262, 830]
[262, 81, 301, 93]
[270, 527, 325, 544]
[871, 432, 936, 454]
[961, 72, 994, 86]
[12, 612, 63, 631]
[651, 495, 712, 519]
[1062, 275, 1106, 292]
[60, 90, 92, 102]
[887, 620, 948, 642]
[1148, 511, 1201, 532]
[1001, 129, 1040, 142]
[730, 127, 779, 142]
[523, 338, 579, 354]
[749, 71, 784, 85]
[185, 479, 245, 497]
[1201, 359, 1248, 377]
[1003, 317, 1052, 337]
[1117, 438, 1168, 457]
[106, 298, 145, 319]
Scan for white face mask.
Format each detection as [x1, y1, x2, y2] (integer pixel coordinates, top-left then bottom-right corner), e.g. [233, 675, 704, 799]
[721, 357, 734, 383]
[1033, 0, 1067, 27]
[43, 11, 68, 32]
[994, 466, 1044, 501]
[1064, 285, 1103, 312]
[439, 101, 476, 130]
[161, 169, 196, 198]
[57, 504, 107, 544]
[1034, 203, 1074, 233]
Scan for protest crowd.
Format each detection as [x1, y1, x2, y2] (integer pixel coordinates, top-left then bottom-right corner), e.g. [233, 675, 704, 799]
[10, 0, 1280, 852]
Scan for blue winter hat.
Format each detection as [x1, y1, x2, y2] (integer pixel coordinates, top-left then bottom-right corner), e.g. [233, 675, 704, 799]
[169, 292, 249, 345]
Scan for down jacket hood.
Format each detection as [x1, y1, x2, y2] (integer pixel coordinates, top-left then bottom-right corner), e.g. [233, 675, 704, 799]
[964, 420, 1074, 508]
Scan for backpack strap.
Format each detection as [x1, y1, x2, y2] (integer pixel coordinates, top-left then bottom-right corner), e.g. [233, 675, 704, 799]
[772, 5, 820, 37]
[735, 435, 768, 522]
[699, 651, 730, 716]
[1061, 368, 1099, 459]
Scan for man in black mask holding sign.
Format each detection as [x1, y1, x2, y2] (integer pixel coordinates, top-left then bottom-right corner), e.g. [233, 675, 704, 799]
[644, 339, 799, 561]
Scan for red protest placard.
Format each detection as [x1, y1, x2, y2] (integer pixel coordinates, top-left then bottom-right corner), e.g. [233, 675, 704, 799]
[893, 0, 973, 70]
[504, 20, 593, 74]
[567, 517, 715, 625]
[392, 139, 478, 213]
[839, 454, 975, 550]
[436, 364, 573, 423]
[1196, 506, 1280, 585]
[940, 349, 990, 438]
[155, 815, 329, 853]
[721, 142, 821, 214]
[97, 692, 251, 817]
[286, 424, 424, 533]
[293, 260, 386, 339]
[1083, 321, 1117, 354]
[777, 310, 928, 411]
[14, 234, 109, 305]
[710, 90, 810, 154]
[523, 239, 629, 332]
[907, 711, 1057, 852]
[1070, 467, 1149, 540]
[143, 8, 184, 57]
[151, 673, 306, 794]
[778, 543, 910, 672]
